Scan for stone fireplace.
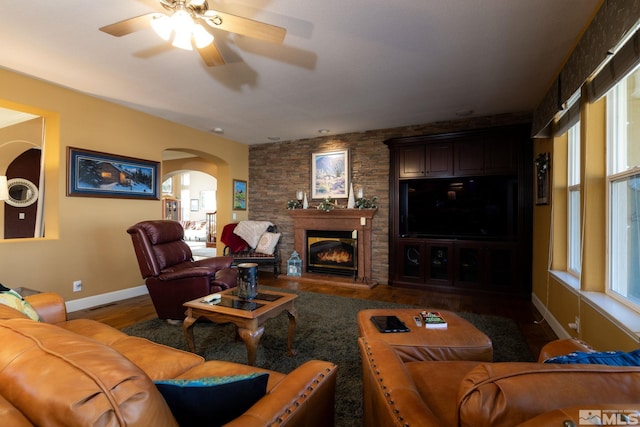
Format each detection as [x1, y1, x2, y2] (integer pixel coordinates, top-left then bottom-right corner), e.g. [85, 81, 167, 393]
[288, 209, 377, 288]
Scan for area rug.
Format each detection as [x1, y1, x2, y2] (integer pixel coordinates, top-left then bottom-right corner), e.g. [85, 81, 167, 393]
[123, 288, 533, 426]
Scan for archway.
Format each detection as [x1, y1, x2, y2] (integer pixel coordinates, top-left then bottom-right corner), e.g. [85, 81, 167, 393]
[162, 149, 225, 257]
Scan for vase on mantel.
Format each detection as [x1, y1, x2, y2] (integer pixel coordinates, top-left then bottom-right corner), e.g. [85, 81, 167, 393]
[303, 193, 309, 209]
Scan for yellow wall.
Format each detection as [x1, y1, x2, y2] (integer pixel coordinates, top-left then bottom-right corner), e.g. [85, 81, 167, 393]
[0, 68, 247, 301]
[532, 97, 639, 351]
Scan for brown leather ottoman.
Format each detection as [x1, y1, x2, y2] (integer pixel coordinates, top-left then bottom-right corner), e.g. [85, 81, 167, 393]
[358, 308, 493, 362]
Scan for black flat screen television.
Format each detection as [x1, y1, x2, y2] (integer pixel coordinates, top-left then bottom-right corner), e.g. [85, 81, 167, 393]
[399, 176, 517, 239]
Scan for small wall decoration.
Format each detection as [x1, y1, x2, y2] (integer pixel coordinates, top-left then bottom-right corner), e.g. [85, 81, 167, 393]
[5, 178, 39, 207]
[67, 147, 159, 199]
[311, 149, 350, 199]
[535, 152, 551, 205]
[190, 199, 199, 211]
[233, 179, 247, 210]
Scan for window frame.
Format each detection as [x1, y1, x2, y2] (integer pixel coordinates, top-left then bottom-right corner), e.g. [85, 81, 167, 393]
[567, 122, 581, 277]
[605, 70, 640, 313]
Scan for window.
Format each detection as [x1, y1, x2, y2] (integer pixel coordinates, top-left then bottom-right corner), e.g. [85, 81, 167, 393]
[607, 65, 640, 309]
[567, 122, 581, 275]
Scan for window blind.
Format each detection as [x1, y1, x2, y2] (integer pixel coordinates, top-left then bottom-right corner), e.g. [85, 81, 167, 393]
[587, 29, 640, 102]
[554, 94, 581, 137]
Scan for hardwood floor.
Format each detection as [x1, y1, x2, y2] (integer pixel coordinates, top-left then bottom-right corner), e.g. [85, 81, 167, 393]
[68, 274, 558, 358]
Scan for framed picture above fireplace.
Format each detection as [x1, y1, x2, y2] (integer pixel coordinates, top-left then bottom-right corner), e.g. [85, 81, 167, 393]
[311, 149, 350, 200]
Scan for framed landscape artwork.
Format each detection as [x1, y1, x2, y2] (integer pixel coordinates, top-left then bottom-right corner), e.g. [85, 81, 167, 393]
[233, 179, 247, 210]
[311, 149, 350, 199]
[67, 147, 159, 199]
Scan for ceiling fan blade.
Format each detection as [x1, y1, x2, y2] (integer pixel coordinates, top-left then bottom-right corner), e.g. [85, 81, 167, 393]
[201, 10, 286, 44]
[197, 42, 226, 67]
[99, 14, 156, 37]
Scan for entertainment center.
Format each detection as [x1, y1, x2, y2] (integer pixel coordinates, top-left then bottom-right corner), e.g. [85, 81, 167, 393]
[385, 124, 533, 297]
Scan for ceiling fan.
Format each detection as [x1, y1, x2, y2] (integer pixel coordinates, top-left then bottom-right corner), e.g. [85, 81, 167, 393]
[99, 0, 286, 66]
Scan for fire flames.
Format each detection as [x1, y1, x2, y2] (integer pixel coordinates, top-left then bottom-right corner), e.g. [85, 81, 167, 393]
[317, 248, 353, 264]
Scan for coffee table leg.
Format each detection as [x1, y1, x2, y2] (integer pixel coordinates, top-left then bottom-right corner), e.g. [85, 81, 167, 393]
[237, 326, 265, 366]
[287, 307, 298, 357]
[183, 314, 198, 353]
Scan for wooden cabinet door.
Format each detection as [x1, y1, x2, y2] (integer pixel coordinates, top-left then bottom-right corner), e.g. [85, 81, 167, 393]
[455, 140, 484, 176]
[485, 243, 517, 290]
[398, 146, 426, 177]
[454, 241, 485, 288]
[425, 143, 453, 177]
[485, 134, 517, 174]
[425, 240, 454, 285]
[396, 239, 426, 282]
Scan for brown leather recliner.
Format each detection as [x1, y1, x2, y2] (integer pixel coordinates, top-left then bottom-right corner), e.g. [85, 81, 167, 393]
[127, 220, 237, 320]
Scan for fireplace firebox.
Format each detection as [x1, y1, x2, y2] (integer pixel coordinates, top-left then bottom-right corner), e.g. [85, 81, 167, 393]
[306, 230, 357, 276]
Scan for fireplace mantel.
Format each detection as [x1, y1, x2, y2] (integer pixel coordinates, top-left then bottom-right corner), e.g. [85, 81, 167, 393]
[287, 209, 377, 287]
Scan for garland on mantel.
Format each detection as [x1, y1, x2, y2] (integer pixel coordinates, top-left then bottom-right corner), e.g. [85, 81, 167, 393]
[287, 196, 378, 212]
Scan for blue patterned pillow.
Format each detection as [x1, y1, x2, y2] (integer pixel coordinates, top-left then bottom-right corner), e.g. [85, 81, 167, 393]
[544, 349, 640, 366]
[155, 373, 269, 426]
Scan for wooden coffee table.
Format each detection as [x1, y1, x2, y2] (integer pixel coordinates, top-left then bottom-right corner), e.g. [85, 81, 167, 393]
[183, 288, 298, 366]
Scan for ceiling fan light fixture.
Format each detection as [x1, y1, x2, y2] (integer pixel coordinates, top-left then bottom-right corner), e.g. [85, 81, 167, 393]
[170, 8, 194, 50]
[150, 15, 172, 41]
[171, 9, 193, 33]
[193, 23, 214, 48]
[172, 30, 192, 50]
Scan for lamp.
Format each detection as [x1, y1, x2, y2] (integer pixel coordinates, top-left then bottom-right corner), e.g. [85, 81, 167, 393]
[0, 176, 8, 201]
[150, 5, 214, 51]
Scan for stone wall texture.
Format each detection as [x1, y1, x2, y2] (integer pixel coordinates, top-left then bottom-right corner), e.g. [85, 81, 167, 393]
[248, 112, 530, 285]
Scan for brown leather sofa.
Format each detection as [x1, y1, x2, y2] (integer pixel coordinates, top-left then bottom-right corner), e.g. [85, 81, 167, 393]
[359, 336, 640, 427]
[0, 292, 338, 426]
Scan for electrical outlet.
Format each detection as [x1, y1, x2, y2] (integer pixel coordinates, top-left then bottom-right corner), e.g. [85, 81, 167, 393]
[73, 280, 82, 292]
[568, 316, 581, 333]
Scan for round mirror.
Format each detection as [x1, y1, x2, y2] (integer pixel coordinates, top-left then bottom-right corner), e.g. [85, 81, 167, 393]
[5, 178, 38, 207]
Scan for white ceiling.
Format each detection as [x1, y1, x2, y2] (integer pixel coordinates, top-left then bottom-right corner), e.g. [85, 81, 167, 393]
[0, 0, 600, 145]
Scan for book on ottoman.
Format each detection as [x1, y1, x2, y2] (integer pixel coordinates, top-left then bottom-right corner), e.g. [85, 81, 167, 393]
[420, 311, 447, 329]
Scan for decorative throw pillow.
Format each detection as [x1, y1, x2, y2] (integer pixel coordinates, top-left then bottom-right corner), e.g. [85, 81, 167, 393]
[255, 232, 281, 255]
[0, 285, 39, 321]
[155, 373, 269, 426]
[544, 349, 640, 366]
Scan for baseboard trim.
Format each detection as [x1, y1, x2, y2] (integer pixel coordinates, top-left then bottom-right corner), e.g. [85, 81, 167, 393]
[66, 285, 148, 313]
[531, 292, 571, 339]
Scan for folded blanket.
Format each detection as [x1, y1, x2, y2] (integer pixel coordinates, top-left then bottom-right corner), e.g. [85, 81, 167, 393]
[233, 221, 273, 249]
[221, 223, 248, 253]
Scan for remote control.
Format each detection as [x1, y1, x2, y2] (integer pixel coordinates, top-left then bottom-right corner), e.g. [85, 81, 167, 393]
[202, 293, 222, 303]
[413, 316, 422, 327]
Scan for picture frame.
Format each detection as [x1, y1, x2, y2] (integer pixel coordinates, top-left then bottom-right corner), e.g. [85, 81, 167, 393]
[190, 199, 199, 212]
[233, 179, 247, 210]
[311, 149, 350, 199]
[67, 147, 159, 199]
[534, 152, 551, 205]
